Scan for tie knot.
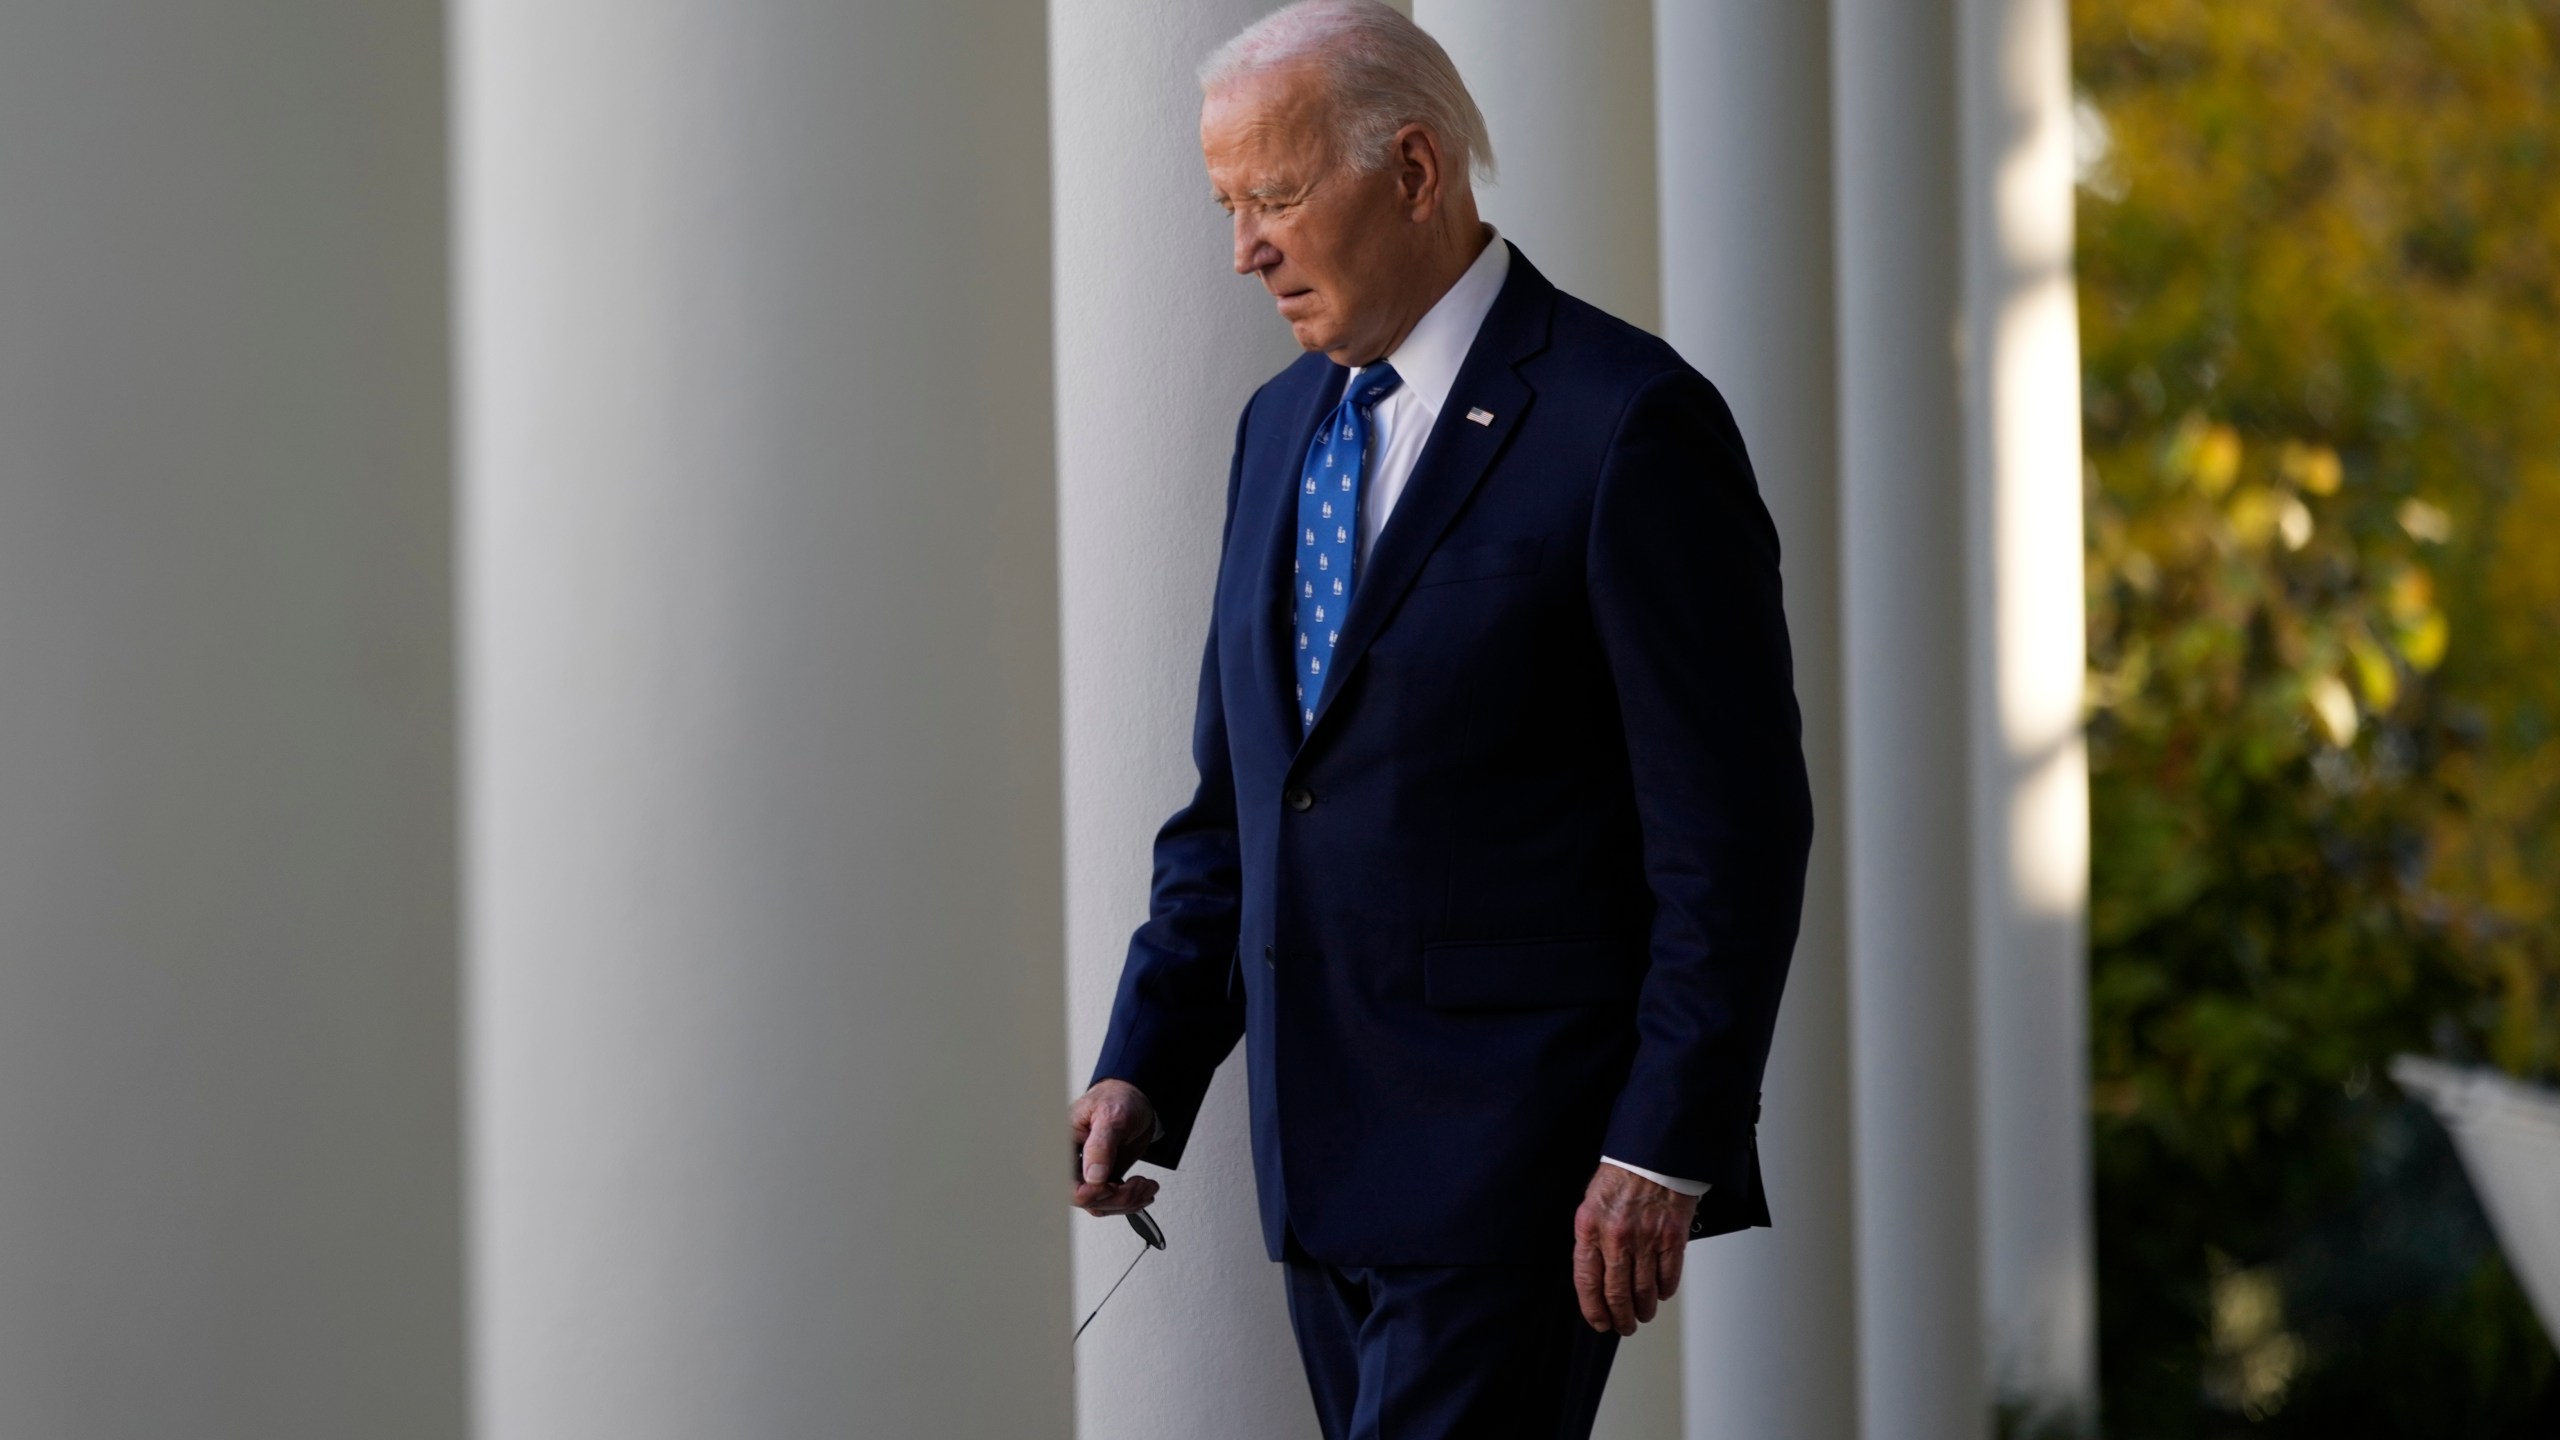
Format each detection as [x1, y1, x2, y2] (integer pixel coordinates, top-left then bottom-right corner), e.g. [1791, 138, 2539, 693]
[1347, 362, 1403, 412]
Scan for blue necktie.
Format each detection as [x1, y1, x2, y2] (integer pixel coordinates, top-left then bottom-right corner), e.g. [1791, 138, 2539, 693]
[1293, 363, 1402, 733]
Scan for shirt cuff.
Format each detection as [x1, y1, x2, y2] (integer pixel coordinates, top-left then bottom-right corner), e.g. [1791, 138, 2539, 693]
[1601, 1155, 1710, 1197]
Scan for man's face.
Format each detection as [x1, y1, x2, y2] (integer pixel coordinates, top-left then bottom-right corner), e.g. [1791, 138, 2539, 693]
[1202, 65, 1417, 365]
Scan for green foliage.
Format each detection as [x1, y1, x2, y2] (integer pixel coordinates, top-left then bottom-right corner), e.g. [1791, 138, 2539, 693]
[2076, 0, 2560, 1431]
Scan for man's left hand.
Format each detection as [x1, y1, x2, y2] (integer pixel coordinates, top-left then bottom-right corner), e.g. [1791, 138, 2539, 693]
[1571, 1164, 1698, 1335]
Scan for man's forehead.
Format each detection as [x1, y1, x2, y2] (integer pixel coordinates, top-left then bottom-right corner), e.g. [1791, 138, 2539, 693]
[1205, 139, 1313, 194]
[1204, 65, 1330, 147]
[1205, 109, 1333, 198]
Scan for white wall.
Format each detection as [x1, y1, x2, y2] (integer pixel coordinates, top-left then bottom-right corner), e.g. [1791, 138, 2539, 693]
[456, 3, 1071, 1436]
[0, 3, 463, 1435]
[1050, 3, 1317, 1437]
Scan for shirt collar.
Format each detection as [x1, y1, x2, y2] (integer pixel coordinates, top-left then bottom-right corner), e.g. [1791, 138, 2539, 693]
[1350, 227, 1508, 420]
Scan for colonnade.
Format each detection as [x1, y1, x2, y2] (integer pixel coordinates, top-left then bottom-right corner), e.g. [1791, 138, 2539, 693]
[0, 0, 2081, 1436]
[6, 0, 1073, 1436]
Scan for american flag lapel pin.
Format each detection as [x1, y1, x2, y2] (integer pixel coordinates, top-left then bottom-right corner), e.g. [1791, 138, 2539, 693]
[1465, 406, 1494, 426]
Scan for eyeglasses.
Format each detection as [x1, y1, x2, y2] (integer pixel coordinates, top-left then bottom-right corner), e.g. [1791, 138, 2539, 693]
[1071, 1206, 1166, 1346]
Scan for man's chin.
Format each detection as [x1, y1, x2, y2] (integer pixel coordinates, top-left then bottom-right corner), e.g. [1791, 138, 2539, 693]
[1286, 318, 1333, 353]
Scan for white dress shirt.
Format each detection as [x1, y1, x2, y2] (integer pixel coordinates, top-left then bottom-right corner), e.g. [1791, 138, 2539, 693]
[1344, 228, 1510, 566]
[1341, 228, 1708, 1201]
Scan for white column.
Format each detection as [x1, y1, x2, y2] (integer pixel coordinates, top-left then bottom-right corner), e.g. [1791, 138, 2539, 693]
[1049, 4, 1316, 1438]
[1654, 3, 1862, 1439]
[456, 3, 1070, 1437]
[1405, 6, 1674, 1432]
[1960, 0, 2094, 1427]
[1834, 0, 1991, 1436]
[1412, 0, 1663, 332]
[0, 3, 462, 1436]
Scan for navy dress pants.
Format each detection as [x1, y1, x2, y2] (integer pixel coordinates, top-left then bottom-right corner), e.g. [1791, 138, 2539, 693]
[1280, 1229, 1620, 1440]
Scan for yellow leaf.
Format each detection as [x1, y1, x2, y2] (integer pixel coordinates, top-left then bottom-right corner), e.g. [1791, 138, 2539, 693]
[2307, 674, 2359, 746]
[2386, 566, 2435, 622]
[2229, 487, 2282, 547]
[2195, 424, 2244, 497]
[2281, 443, 2343, 496]
[2347, 634, 2398, 710]
[2397, 498, 2452, 543]
[2396, 611, 2449, 672]
[2277, 495, 2314, 550]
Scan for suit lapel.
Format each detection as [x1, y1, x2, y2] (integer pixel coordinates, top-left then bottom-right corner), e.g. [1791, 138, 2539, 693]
[1254, 359, 1348, 753]
[1302, 250, 1557, 743]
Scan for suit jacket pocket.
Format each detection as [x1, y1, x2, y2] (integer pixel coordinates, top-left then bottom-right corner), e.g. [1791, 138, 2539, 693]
[1413, 537, 1543, 589]
[1422, 935, 1642, 1010]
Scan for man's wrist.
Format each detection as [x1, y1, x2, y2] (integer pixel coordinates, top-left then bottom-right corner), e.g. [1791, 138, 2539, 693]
[1600, 1155, 1709, 1198]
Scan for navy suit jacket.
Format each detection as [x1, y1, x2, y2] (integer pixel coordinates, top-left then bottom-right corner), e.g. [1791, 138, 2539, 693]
[1091, 246, 1813, 1265]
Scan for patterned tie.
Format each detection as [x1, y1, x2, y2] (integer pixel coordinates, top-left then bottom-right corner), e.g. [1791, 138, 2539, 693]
[1293, 362, 1402, 733]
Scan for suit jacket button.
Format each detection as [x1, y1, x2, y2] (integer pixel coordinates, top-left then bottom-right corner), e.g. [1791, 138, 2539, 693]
[1284, 785, 1314, 812]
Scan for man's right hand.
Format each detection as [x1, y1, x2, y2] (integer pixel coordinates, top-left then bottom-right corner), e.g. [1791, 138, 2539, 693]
[1070, 1078, 1161, 1216]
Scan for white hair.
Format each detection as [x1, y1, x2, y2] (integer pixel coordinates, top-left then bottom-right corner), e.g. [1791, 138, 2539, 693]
[1199, 0, 1496, 185]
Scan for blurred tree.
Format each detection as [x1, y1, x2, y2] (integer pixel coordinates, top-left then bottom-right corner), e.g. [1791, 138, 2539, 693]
[2075, 0, 2560, 1433]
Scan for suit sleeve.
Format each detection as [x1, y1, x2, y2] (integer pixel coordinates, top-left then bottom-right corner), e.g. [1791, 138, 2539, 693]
[1585, 368, 1814, 1196]
[1085, 399, 1256, 1168]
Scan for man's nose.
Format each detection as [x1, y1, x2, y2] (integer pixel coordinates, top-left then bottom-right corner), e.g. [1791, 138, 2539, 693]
[1232, 214, 1276, 277]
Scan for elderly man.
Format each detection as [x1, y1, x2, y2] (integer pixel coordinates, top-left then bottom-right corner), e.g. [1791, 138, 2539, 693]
[1068, 2, 1812, 1434]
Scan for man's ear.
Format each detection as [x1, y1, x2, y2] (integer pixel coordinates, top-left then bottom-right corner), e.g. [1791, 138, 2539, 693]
[1394, 123, 1444, 222]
